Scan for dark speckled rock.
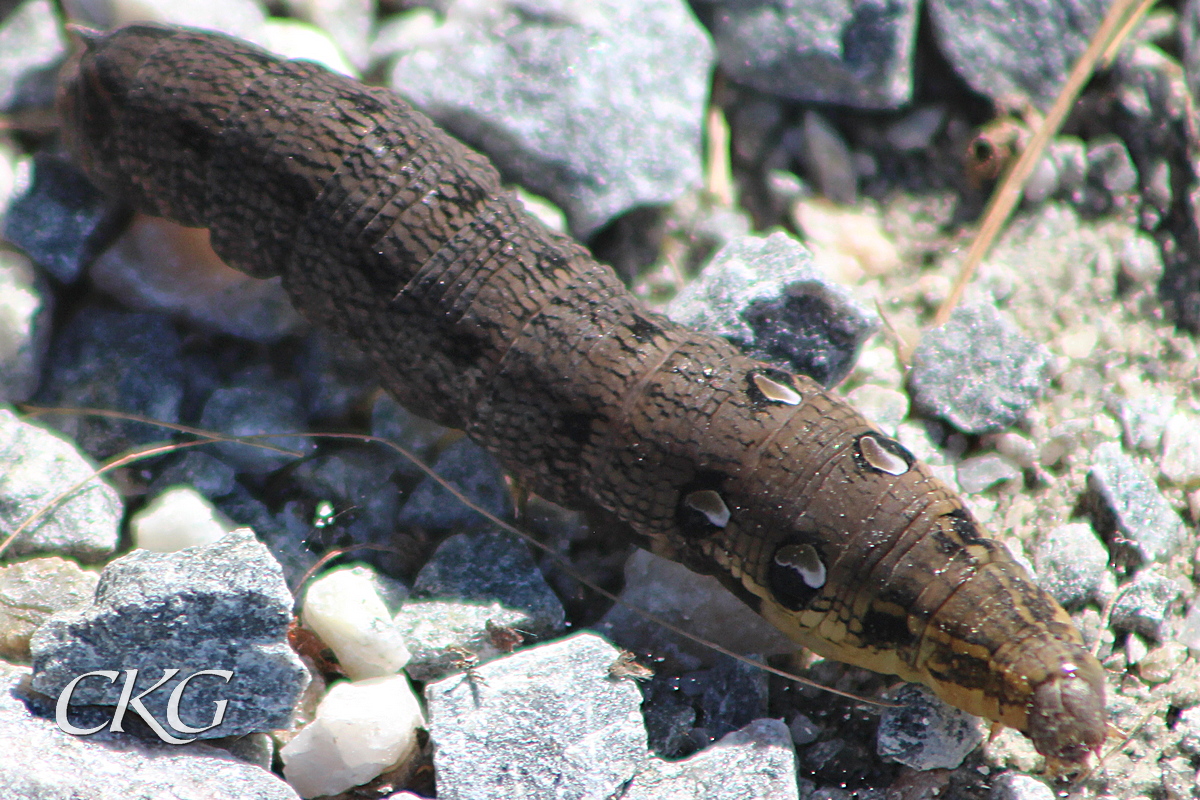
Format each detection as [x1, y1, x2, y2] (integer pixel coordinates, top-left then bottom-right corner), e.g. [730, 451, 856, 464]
[30, 530, 308, 740]
[414, 530, 565, 636]
[927, 0, 1107, 110]
[395, 437, 511, 531]
[667, 232, 879, 387]
[33, 304, 189, 461]
[389, 0, 713, 239]
[3, 154, 125, 284]
[0, 665, 301, 800]
[425, 633, 648, 799]
[1108, 569, 1185, 642]
[197, 382, 316, 476]
[1085, 441, 1188, 568]
[698, 0, 920, 109]
[0, 408, 121, 563]
[908, 303, 1051, 434]
[877, 683, 984, 771]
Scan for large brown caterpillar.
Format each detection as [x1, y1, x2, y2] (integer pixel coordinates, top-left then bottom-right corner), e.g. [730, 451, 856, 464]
[58, 23, 1105, 768]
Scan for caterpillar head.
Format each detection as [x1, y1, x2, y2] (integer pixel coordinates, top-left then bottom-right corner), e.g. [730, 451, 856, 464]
[1027, 652, 1107, 773]
[57, 24, 175, 201]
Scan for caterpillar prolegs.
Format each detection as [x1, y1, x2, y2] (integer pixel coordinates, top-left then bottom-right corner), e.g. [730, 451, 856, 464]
[58, 23, 1106, 769]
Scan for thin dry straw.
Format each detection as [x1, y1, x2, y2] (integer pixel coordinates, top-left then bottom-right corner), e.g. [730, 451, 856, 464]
[933, 0, 1156, 328]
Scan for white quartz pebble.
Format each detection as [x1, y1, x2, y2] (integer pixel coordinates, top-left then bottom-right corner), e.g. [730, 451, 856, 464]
[281, 674, 426, 798]
[131, 486, 234, 552]
[302, 566, 411, 680]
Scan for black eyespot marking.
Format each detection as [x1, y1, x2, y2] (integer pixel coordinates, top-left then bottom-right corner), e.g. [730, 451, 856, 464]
[628, 314, 663, 344]
[442, 326, 486, 367]
[675, 470, 734, 539]
[557, 410, 601, 447]
[767, 537, 826, 611]
[746, 368, 802, 407]
[852, 433, 914, 476]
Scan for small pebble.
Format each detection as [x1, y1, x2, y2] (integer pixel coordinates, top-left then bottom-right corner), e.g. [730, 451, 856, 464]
[1109, 569, 1185, 642]
[88, 216, 305, 343]
[1057, 325, 1098, 359]
[1022, 152, 1059, 204]
[1117, 392, 1174, 453]
[1179, 600, 1200, 656]
[928, 0, 1107, 110]
[261, 17, 357, 76]
[878, 684, 985, 771]
[621, 719, 800, 800]
[0, 249, 49, 405]
[687, 655, 770, 745]
[1086, 441, 1189, 566]
[989, 431, 1038, 470]
[395, 438, 511, 530]
[131, 486, 234, 553]
[1126, 631, 1150, 666]
[989, 771, 1055, 800]
[667, 231, 880, 388]
[884, 105, 946, 152]
[1119, 231, 1165, 285]
[0, 557, 97, 662]
[1032, 522, 1112, 609]
[393, 599, 535, 683]
[1175, 705, 1200, 755]
[426, 633, 647, 800]
[1086, 135, 1139, 200]
[2, 153, 122, 283]
[149, 452, 238, 501]
[594, 549, 793, 672]
[792, 199, 903, 283]
[369, 394, 449, 476]
[280, 674, 425, 799]
[909, 304, 1051, 434]
[1138, 641, 1188, 684]
[302, 566, 411, 681]
[33, 304, 189, 460]
[956, 454, 1021, 494]
[800, 110, 857, 204]
[851, 343, 903, 389]
[198, 383, 317, 476]
[0, 408, 122, 562]
[31, 530, 308, 739]
[0, 0, 64, 107]
[277, 0, 370, 72]
[87, 0, 268, 41]
[845, 385, 909, 437]
[1161, 411, 1200, 486]
[1046, 136, 1088, 201]
[413, 530, 565, 637]
[389, 0, 713, 238]
[707, 0, 920, 108]
[789, 713, 821, 746]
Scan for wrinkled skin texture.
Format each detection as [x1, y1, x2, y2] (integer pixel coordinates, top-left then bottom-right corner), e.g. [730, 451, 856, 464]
[58, 23, 1106, 769]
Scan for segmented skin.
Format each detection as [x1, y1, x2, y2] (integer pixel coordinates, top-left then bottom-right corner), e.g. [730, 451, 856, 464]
[58, 23, 1106, 767]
